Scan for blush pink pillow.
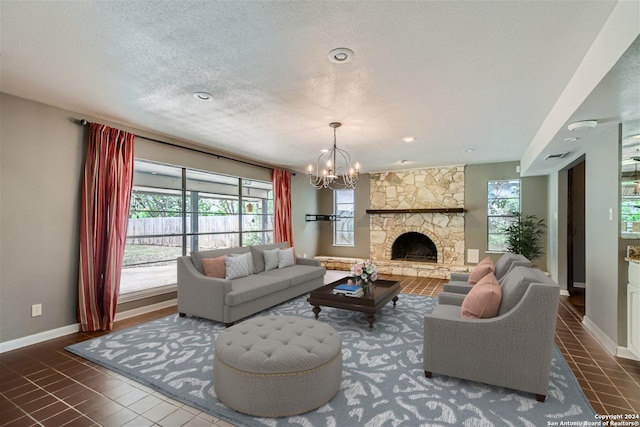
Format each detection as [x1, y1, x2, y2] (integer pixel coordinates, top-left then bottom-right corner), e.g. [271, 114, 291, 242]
[461, 272, 502, 319]
[467, 256, 495, 285]
[202, 256, 226, 278]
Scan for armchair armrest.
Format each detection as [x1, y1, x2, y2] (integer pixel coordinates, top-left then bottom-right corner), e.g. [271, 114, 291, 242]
[296, 257, 321, 267]
[442, 281, 472, 294]
[449, 272, 470, 282]
[437, 292, 466, 306]
[177, 256, 231, 322]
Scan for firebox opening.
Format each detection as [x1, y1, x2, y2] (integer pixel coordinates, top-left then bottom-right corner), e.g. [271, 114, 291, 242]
[391, 232, 437, 263]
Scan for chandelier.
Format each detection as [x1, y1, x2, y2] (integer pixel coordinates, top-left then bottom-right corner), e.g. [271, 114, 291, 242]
[307, 122, 360, 189]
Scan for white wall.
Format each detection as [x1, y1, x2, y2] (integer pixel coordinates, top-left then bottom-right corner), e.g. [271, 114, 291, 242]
[584, 127, 620, 345]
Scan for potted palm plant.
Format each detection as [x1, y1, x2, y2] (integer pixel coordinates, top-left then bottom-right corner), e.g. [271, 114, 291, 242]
[503, 213, 546, 262]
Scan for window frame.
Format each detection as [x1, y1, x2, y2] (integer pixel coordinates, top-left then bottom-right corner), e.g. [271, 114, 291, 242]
[333, 189, 355, 247]
[487, 179, 521, 252]
[121, 159, 274, 300]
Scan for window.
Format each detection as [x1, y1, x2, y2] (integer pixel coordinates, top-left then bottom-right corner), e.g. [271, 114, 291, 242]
[487, 179, 520, 252]
[334, 189, 354, 246]
[120, 160, 273, 296]
[621, 194, 640, 234]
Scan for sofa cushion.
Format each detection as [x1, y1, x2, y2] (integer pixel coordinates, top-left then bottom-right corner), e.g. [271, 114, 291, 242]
[431, 303, 464, 320]
[225, 255, 251, 280]
[468, 257, 495, 285]
[263, 248, 279, 272]
[461, 273, 502, 319]
[260, 264, 325, 287]
[230, 252, 254, 276]
[278, 247, 296, 268]
[224, 275, 290, 307]
[250, 243, 289, 273]
[202, 256, 226, 278]
[191, 247, 250, 274]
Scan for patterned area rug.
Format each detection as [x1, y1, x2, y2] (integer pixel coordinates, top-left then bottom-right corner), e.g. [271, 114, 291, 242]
[66, 294, 596, 426]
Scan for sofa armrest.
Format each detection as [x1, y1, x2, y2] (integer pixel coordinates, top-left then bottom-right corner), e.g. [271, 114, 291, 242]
[296, 257, 321, 267]
[449, 272, 470, 282]
[177, 256, 232, 321]
[442, 281, 472, 294]
[437, 292, 466, 306]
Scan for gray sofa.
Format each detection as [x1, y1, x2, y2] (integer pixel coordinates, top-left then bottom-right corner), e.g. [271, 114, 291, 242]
[177, 242, 325, 325]
[424, 266, 560, 401]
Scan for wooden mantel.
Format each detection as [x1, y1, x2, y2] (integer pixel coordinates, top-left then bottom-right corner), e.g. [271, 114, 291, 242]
[365, 208, 465, 214]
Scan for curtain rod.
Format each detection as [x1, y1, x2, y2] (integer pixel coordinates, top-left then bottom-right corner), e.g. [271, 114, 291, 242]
[78, 119, 291, 174]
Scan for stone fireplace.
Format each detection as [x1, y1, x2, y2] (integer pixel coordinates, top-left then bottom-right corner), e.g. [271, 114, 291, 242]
[368, 166, 466, 277]
[317, 166, 469, 279]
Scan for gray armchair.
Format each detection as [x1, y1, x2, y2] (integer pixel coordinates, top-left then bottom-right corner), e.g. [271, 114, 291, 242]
[423, 266, 560, 402]
[444, 253, 531, 294]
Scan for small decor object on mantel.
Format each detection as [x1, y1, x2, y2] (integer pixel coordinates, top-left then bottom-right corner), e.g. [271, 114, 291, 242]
[349, 260, 379, 295]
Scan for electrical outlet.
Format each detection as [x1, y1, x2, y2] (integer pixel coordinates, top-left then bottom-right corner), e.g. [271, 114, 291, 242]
[31, 304, 42, 317]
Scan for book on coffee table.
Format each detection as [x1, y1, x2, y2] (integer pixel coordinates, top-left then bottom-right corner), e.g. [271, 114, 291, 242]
[333, 283, 364, 297]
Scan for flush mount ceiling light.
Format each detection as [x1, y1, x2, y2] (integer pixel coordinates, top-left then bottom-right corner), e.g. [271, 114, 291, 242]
[463, 147, 476, 153]
[402, 136, 416, 143]
[625, 134, 640, 141]
[328, 48, 354, 64]
[192, 92, 213, 101]
[563, 137, 579, 142]
[567, 120, 597, 131]
[307, 122, 360, 190]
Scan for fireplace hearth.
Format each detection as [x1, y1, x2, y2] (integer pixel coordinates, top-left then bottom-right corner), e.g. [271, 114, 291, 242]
[391, 232, 437, 263]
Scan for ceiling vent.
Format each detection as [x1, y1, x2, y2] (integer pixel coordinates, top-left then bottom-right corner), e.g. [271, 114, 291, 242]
[544, 152, 570, 160]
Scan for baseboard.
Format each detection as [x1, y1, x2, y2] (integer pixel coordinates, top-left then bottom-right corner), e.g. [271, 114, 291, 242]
[114, 299, 177, 322]
[582, 316, 618, 356]
[0, 323, 80, 354]
[617, 346, 640, 361]
[0, 299, 178, 354]
[560, 290, 570, 296]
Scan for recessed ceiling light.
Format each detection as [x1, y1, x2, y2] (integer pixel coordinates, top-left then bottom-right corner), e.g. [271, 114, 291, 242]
[402, 136, 416, 143]
[563, 137, 579, 142]
[567, 120, 597, 131]
[328, 48, 354, 64]
[321, 149, 329, 153]
[464, 148, 476, 153]
[193, 92, 213, 101]
[625, 134, 640, 141]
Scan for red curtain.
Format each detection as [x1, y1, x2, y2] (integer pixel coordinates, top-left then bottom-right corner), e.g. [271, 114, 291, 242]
[78, 123, 135, 332]
[273, 169, 294, 246]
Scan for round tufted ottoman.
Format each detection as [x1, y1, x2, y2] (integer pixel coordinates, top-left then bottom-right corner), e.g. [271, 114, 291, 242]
[213, 316, 342, 417]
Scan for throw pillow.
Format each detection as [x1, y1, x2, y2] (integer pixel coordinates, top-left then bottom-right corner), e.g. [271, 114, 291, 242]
[467, 256, 495, 285]
[263, 248, 280, 272]
[201, 256, 226, 278]
[277, 247, 295, 268]
[461, 272, 502, 319]
[230, 252, 254, 275]
[225, 254, 250, 280]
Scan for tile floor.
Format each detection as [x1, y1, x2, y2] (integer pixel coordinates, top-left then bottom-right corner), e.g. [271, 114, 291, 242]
[0, 274, 638, 426]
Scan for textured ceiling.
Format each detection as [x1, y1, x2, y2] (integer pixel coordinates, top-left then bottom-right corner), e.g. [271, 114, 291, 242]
[0, 1, 630, 175]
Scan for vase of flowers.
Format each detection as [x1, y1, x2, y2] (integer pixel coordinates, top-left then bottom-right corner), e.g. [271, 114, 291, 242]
[349, 260, 379, 295]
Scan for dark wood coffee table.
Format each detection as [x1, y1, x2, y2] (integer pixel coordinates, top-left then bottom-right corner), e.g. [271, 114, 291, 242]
[307, 277, 401, 329]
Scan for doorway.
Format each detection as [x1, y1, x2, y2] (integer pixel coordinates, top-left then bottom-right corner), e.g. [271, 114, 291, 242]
[567, 160, 586, 315]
